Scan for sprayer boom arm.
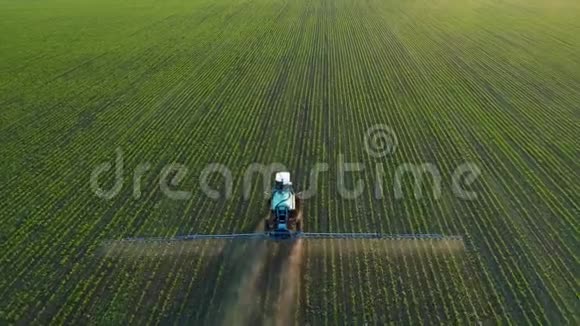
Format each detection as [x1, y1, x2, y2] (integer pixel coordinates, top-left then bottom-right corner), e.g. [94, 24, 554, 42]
[117, 232, 462, 243]
[119, 233, 268, 242]
[297, 233, 462, 240]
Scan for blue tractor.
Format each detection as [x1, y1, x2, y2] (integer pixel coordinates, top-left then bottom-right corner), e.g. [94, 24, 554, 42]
[265, 172, 303, 239]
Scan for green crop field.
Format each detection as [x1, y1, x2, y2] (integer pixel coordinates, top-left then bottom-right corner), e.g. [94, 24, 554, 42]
[0, 0, 578, 324]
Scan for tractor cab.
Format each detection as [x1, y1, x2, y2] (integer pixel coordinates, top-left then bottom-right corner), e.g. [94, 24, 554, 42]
[273, 171, 293, 191]
[270, 172, 295, 212]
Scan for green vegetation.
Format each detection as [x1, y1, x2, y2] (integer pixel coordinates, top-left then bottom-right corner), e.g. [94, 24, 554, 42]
[0, 0, 578, 324]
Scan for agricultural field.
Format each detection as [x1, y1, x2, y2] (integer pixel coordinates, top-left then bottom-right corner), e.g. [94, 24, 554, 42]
[0, 0, 578, 324]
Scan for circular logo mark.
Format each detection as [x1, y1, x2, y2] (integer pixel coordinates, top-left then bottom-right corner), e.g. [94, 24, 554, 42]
[364, 124, 398, 158]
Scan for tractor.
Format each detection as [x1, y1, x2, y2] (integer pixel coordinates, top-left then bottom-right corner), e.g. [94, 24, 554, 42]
[265, 172, 303, 239]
